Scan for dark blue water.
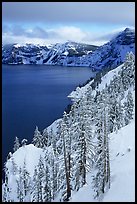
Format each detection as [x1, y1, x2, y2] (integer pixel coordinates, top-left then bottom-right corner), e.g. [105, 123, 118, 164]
[2, 64, 94, 177]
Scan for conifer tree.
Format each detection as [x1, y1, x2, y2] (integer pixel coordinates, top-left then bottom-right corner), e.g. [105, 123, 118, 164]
[3, 166, 12, 202]
[32, 126, 43, 148]
[22, 160, 31, 199]
[16, 167, 24, 202]
[37, 155, 45, 202]
[124, 90, 134, 125]
[31, 167, 39, 202]
[13, 136, 20, 152]
[42, 128, 49, 148]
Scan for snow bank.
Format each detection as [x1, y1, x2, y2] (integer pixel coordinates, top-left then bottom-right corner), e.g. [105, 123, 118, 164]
[103, 119, 135, 202]
[6, 144, 44, 177]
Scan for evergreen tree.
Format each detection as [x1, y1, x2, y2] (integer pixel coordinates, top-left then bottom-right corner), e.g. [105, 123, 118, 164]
[121, 52, 135, 91]
[2, 183, 7, 202]
[22, 160, 31, 199]
[31, 167, 39, 202]
[50, 139, 58, 200]
[43, 155, 52, 202]
[93, 92, 110, 199]
[37, 155, 45, 202]
[42, 128, 49, 148]
[13, 136, 20, 152]
[117, 99, 124, 130]
[32, 126, 43, 148]
[124, 90, 134, 125]
[10, 156, 18, 175]
[16, 167, 24, 202]
[3, 166, 12, 202]
[59, 112, 71, 201]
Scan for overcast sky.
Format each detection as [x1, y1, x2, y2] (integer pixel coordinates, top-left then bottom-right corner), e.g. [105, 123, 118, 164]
[2, 2, 135, 45]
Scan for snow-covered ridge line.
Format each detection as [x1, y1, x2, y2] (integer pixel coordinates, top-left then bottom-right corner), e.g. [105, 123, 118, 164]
[2, 28, 135, 72]
[68, 63, 124, 102]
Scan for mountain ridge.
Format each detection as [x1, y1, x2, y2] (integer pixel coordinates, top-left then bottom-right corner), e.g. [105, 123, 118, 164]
[2, 28, 135, 72]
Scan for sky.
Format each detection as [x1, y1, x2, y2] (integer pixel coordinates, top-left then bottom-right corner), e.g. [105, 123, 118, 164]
[2, 2, 135, 46]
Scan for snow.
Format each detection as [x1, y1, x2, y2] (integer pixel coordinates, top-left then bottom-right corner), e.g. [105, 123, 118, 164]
[69, 108, 135, 202]
[63, 51, 69, 56]
[96, 64, 123, 91]
[3, 28, 134, 66]
[103, 121, 135, 202]
[2, 50, 135, 201]
[47, 118, 62, 134]
[68, 63, 123, 101]
[6, 144, 44, 177]
[102, 91, 135, 202]
[69, 90, 135, 202]
[68, 63, 135, 202]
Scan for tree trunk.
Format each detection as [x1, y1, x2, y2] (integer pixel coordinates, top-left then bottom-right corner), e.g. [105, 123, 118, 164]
[62, 132, 71, 201]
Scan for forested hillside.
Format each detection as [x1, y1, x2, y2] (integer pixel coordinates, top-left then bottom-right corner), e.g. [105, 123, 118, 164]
[2, 52, 135, 202]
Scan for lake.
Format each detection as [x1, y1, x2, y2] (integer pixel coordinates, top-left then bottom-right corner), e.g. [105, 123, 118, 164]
[2, 64, 95, 176]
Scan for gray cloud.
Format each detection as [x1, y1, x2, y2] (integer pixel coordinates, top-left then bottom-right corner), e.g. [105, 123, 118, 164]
[2, 2, 135, 26]
[2, 24, 59, 39]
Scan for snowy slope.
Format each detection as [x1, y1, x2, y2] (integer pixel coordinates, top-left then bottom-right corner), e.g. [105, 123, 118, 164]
[103, 118, 135, 202]
[68, 63, 123, 101]
[69, 96, 135, 202]
[68, 60, 135, 202]
[6, 144, 45, 177]
[4, 145, 45, 202]
[2, 53, 135, 202]
[4, 110, 135, 202]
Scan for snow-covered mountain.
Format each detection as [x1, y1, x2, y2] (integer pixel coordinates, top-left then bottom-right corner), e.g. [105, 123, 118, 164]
[74, 27, 135, 71]
[2, 41, 98, 65]
[2, 52, 135, 202]
[2, 43, 49, 64]
[40, 41, 98, 66]
[2, 28, 135, 71]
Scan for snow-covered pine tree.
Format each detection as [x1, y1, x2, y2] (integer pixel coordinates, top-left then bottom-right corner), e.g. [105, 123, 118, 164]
[93, 93, 105, 198]
[50, 136, 58, 200]
[10, 155, 18, 175]
[43, 152, 52, 202]
[37, 155, 45, 202]
[13, 136, 20, 152]
[93, 90, 110, 199]
[121, 52, 135, 91]
[70, 92, 95, 192]
[59, 111, 71, 201]
[3, 166, 12, 202]
[116, 99, 124, 130]
[124, 90, 134, 125]
[42, 128, 49, 148]
[16, 167, 24, 202]
[32, 126, 43, 148]
[31, 167, 39, 202]
[107, 88, 118, 133]
[2, 183, 7, 202]
[22, 160, 31, 200]
[76, 99, 88, 187]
